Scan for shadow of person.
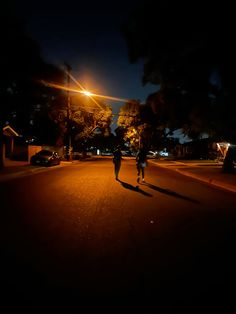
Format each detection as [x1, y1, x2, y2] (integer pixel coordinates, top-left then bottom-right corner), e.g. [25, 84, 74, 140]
[142, 182, 200, 204]
[118, 180, 153, 197]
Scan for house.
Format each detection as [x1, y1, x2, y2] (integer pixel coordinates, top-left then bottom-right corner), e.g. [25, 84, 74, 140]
[3, 125, 20, 160]
[172, 138, 232, 161]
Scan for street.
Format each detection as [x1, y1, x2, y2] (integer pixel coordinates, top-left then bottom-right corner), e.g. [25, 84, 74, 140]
[1, 157, 236, 312]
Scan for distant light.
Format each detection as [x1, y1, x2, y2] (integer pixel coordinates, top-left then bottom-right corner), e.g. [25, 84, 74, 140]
[159, 150, 168, 157]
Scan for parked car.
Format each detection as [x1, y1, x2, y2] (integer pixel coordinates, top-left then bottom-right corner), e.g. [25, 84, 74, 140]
[30, 150, 61, 166]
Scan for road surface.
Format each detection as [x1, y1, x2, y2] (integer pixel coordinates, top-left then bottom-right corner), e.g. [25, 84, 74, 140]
[1, 157, 236, 312]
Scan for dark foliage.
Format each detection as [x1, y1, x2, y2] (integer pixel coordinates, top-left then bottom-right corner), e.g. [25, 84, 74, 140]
[122, 0, 236, 141]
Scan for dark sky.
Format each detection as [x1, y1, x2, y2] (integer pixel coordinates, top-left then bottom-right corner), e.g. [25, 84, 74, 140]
[12, 0, 158, 119]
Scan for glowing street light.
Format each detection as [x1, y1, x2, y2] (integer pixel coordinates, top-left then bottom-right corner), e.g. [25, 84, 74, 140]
[81, 90, 93, 97]
[41, 80, 129, 103]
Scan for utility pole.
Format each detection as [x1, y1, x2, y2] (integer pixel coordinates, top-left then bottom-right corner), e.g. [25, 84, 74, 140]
[64, 62, 72, 161]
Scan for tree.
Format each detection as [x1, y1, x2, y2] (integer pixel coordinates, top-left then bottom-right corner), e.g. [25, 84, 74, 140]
[0, 5, 65, 167]
[122, 0, 236, 142]
[87, 133, 116, 152]
[73, 102, 113, 148]
[117, 100, 141, 150]
[117, 100, 154, 151]
[49, 92, 113, 151]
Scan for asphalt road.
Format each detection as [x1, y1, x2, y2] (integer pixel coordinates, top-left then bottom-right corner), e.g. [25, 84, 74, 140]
[1, 157, 236, 312]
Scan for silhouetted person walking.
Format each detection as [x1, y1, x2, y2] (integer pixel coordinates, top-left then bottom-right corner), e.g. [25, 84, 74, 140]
[113, 145, 122, 180]
[136, 149, 147, 183]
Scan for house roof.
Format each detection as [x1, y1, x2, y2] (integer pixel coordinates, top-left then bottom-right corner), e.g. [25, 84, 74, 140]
[3, 125, 19, 137]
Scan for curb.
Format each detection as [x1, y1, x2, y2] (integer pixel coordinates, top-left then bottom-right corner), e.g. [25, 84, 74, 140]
[148, 160, 236, 194]
[0, 168, 47, 182]
[0, 163, 71, 183]
[175, 169, 236, 194]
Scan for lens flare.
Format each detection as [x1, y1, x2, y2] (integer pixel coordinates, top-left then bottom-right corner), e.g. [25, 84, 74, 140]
[41, 78, 129, 103]
[81, 90, 92, 96]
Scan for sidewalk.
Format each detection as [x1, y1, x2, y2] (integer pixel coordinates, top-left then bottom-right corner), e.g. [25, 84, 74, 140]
[0, 160, 30, 176]
[149, 159, 236, 193]
[0, 159, 73, 182]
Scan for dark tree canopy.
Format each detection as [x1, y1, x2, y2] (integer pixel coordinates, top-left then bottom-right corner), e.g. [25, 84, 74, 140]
[123, 0, 236, 142]
[1, 4, 65, 143]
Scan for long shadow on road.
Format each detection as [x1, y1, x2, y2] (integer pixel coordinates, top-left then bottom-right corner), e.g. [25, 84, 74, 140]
[118, 180, 153, 197]
[142, 182, 200, 204]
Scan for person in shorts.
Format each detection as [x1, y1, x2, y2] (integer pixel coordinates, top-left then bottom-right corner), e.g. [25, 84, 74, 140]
[136, 148, 147, 183]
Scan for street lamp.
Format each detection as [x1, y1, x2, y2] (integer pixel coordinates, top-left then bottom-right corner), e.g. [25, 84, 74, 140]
[81, 90, 93, 97]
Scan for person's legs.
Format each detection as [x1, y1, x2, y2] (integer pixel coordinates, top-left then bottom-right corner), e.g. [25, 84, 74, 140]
[115, 161, 121, 179]
[137, 164, 141, 182]
[114, 162, 118, 179]
[141, 167, 145, 182]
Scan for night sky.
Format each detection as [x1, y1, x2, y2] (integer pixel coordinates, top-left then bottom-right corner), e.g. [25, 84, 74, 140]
[11, 0, 158, 121]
